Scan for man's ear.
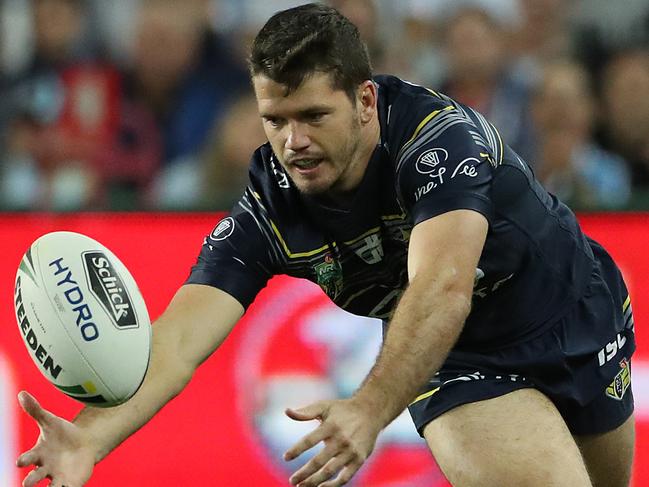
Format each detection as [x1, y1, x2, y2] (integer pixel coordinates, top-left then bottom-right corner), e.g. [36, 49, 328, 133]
[358, 80, 377, 124]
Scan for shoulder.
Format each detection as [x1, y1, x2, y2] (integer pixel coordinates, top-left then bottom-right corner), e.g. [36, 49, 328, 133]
[375, 78, 500, 222]
[375, 75, 450, 126]
[374, 75, 494, 168]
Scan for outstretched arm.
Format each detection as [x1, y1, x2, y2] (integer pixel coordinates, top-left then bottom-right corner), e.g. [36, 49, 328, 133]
[17, 284, 244, 487]
[353, 209, 487, 425]
[285, 209, 488, 487]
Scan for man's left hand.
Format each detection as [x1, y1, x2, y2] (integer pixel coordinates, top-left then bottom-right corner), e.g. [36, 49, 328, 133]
[284, 398, 383, 487]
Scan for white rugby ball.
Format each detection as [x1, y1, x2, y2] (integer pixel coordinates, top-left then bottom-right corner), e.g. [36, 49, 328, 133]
[14, 231, 151, 407]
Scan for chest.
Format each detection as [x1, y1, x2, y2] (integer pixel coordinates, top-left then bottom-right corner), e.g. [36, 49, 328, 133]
[276, 188, 412, 318]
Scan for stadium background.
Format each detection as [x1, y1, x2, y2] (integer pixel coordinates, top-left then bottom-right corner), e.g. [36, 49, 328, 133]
[1, 0, 648, 485]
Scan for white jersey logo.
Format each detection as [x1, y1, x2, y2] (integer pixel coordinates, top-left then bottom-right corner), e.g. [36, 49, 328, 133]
[211, 217, 235, 241]
[415, 148, 448, 175]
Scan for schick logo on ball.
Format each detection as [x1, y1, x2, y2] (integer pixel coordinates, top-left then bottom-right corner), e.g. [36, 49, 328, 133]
[82, 252, 138, 329]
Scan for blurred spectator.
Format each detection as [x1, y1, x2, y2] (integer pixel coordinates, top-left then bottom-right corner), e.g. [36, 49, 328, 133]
[598, 49, 649, 190]
[1, 0, 35, 78]
[438, 3, 536, 161]
[0, 116, 43, 209]
[530, 60, 631, 209]
[384, 1, 446, 87]
[1, 0, 648, 212]
[86, 0, 142, 66]
[510, 0, 576, 86]
[92, 97, 163, 210]
[573, 0, 649, 76]
[122, 0, 248, 209]
[329, 0, 386, 71]
[0, 0, 115, 210]
[213, 0, 306, 63]
[390, 0, 522, 87]
[28, 0, 96, 66]
[202, 94, 267, 210]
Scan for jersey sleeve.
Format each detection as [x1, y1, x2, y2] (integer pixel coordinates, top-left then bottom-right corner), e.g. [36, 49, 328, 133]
[185, 189, 275, 309]
[395, 105, 496, 226]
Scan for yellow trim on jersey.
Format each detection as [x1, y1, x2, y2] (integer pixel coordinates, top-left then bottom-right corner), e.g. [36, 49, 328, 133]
[480, 151, 496, 167]
[402, 106, 455, 150]
[269, 220, 335, 258]
[381, 213, 407, 221]
[623, 296, 631, 312]
[426, 88, 441, 98]
[410, 387, 440, 406]
[343, 226, 381, 246]
[341, 286, 376, 309]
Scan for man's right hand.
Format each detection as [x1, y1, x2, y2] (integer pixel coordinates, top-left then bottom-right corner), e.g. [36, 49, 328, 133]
[16, 391, 96, 487]
[15, 284, 244, 487]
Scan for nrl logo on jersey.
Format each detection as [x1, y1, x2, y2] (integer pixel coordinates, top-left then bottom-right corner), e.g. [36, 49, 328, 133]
[314, 254, 343, 300]
[606, 358, 631, 401]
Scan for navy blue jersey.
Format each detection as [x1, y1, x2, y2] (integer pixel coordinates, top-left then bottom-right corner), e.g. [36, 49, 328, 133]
[187, 75, 598, 351]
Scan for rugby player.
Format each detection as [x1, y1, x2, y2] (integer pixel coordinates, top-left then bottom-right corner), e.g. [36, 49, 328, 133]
[17, 4, 635, 486]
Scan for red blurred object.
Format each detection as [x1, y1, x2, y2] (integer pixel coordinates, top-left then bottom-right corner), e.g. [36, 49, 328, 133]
[0, 212, 646, 486]
[35, 64, 121, 169]
[56, 64, 121, 146]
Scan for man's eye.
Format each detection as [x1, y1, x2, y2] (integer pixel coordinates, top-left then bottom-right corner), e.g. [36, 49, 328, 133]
[309, 113, 325, 122]
[265, 117, 283, 128]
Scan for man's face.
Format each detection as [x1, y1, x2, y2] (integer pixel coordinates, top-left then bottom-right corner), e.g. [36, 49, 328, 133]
[253, 72, 363, 195]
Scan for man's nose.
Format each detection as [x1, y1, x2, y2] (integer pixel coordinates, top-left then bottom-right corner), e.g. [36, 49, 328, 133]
[285, 123, 311, 152]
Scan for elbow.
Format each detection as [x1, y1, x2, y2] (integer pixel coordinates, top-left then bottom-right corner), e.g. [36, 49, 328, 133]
[403, 277, 473, 352]
[172, 361, 196, 396]
[151, 358, 195, 404]
[148, 334, 197, 400]
[445, 288, 473, 323]
[410, 269, 473, 323]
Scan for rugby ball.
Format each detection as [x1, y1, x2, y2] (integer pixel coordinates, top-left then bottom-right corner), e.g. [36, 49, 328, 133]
[14, 231, 151, 407]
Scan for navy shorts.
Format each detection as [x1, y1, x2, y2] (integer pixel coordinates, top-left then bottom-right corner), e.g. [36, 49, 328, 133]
[408, 250, 636, 437]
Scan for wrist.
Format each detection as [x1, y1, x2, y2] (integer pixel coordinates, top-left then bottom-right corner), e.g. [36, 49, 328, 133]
[351, 384, 400, 429]
[72, 417, 109, 464]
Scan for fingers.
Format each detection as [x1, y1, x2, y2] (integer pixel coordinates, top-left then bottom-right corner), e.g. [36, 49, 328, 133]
[22, 466, 49, 487]
[18, 391, 54, 426]
[285, 399, 374, 486]
[290, 448, 353, 487]
[17, 450, 40, 468]
[319, 462, 362, 487]
[284, 425, 331, 461]
[289, 442, 343, 485]
[285, 403, 326, 422]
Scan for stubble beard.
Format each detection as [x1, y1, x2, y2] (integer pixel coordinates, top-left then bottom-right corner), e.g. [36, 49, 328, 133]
[301, 116, 363, 197]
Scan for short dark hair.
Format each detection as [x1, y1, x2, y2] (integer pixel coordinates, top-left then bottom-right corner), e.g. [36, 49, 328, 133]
[249, 3, 373, 100]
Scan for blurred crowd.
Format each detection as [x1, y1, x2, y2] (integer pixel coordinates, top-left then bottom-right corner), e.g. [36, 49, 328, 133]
[0, 0, 648, 211]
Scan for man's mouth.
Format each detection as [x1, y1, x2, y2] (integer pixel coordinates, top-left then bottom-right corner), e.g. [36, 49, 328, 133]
[289, 157, 324, 176]
[291, 159, 323, 171]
